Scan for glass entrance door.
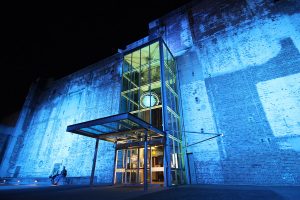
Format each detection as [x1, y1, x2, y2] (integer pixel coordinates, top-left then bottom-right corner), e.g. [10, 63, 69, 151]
[115, 145, 164, 185]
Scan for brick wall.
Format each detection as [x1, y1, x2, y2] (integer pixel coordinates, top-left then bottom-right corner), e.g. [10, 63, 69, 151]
[1, 55, 122, 183]
[2, 0, 300, 186]
[160, 0, 300, 185]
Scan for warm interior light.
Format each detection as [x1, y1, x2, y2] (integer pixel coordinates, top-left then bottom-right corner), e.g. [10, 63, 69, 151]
[152, 150, 156, 156]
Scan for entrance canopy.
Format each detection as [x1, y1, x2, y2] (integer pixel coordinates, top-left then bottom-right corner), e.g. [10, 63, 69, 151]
[66, 113, 164, 143]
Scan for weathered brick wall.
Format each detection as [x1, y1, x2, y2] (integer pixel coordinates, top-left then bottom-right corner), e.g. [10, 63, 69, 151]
[2, 55, 122, 183]
[157, 0, 300, 185]
[2, 0, 300, 186]
[0, 128, 11, 166]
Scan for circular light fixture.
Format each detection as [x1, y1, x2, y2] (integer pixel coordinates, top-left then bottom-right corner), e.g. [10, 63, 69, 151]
[140, 92, 159, 108]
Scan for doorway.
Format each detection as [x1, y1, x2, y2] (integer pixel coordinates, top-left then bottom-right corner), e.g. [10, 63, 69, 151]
[115, 145, 164, 185]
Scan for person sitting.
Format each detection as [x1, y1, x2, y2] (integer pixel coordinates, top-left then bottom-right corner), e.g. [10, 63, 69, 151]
[49, 166, 67, 185]
[61, 166, 67, 178]
[49, 171, 59, 185]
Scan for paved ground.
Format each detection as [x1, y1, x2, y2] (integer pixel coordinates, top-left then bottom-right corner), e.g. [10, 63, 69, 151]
[0, 184, 299, 200]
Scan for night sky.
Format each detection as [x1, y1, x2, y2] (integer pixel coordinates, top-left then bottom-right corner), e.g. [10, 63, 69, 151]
[1, 1, 191, 124]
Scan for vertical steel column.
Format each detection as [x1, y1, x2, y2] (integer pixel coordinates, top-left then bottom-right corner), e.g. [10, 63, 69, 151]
[124, 149, 128, 184]
[90, 138, 99, 186]
[137, 147, 140, 184]
[122, 149, 125, 183]
[129, 149, 132, 183]
[144, 130, 148, 191]
[138, 48, 141, 119]
[112, 142, 117, 185]
[159, 39, 172, 187]
[150, 144, 152, 184]
[148, 44, 152, 125]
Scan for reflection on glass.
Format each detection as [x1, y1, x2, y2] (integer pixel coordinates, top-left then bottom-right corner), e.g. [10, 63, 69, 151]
[115, 146, 164, 184]
[119, 39, 185, 186]
[120, 41, 162, 129]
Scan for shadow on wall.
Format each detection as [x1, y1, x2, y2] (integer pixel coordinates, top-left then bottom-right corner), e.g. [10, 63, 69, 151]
[205, 38, 300, 185]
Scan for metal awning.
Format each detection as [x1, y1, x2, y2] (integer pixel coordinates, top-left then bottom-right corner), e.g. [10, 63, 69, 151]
[66, 113, 165, 143]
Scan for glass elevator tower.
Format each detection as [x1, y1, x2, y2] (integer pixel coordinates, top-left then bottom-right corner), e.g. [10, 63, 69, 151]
[117, 38, 185, 186]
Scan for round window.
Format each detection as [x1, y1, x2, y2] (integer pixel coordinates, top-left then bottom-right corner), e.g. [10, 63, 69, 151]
[140, 92, 160, 108]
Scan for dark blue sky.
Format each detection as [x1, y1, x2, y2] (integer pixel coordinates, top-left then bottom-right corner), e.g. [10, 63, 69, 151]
[1, 1, 191, 122]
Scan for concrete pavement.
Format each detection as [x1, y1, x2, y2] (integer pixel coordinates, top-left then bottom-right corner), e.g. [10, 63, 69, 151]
[0, 184, 299, 200]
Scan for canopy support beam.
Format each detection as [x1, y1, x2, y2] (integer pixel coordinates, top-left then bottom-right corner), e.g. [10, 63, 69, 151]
[144, 130, 148, 191]
[90, 138, 99, 186]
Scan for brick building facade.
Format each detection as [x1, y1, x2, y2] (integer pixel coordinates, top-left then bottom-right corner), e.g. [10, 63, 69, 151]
[1, 0, 299, 185]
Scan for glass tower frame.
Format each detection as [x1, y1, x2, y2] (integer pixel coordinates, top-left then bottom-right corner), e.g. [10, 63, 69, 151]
[119, 38, 185, 186]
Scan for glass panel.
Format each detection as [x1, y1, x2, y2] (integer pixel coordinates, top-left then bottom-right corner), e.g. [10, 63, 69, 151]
[161, 41, 186, 185]
[131, 49, 140, 71]
[80, 127, 104, 135]
[115, 145, 164, 185]
[151, 145, 164, 184]
[140, 45, 149, 69]
[120, 119, 139, 128]
[121, 41, 162, 130]
[119, 40, 184, 185]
